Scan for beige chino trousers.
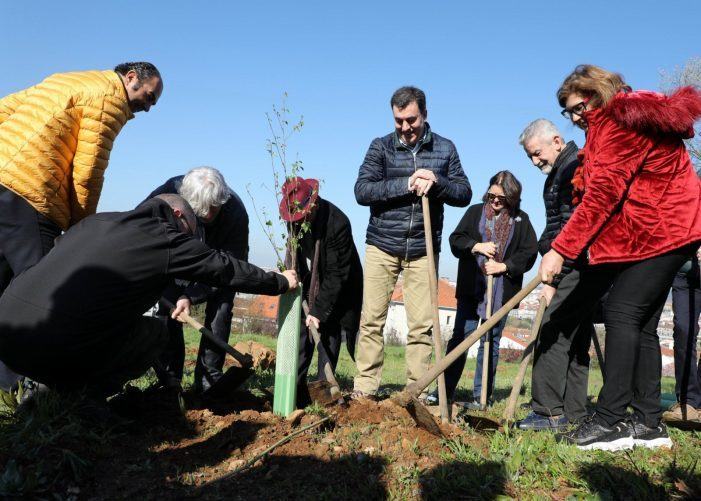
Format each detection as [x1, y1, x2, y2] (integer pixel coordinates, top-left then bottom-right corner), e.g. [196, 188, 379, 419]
[353, 244, 436, 395]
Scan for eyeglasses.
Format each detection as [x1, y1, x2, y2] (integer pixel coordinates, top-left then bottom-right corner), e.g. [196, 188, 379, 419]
[487, 193, 507, 204]
[561, 97, 590, 119]
[179, 215, 194, 235]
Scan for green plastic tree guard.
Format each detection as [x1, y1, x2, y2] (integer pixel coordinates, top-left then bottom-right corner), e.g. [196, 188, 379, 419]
[273, 286, 302, 416]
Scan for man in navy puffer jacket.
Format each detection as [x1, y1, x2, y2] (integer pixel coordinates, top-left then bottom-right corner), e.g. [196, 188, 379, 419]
[352, 86, 471, 399]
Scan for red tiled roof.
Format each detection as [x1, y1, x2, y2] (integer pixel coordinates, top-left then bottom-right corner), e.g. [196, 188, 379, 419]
[245, 295, 279, 320]
[391, 277, 457, 309]
[501, 330, 529, 348]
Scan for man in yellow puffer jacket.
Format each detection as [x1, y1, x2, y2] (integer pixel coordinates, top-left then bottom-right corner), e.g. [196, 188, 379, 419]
[0, 62, 163, 392]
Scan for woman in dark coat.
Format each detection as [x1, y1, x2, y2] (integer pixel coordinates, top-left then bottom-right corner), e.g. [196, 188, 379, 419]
[434, 171, 537, 408]
[279, 177, 363, 408]
[540, 65, 701, 450]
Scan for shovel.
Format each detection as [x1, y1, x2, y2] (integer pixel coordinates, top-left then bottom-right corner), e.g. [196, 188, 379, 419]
[479, 274, 494, 410]
[392, 275, 541, 435]
[502, 296, 547, 423]
[162, 298, 254, 398]
[421, 195, 449, 424]
[301, 299, 345, 406]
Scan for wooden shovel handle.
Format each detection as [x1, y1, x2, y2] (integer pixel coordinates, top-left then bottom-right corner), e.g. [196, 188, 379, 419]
[406, 275, 542, 398]
[161, 298, 251, 368]
[480, 274, 494, 409]
[421, 195, 450, 424]
[503, 296, 547, 422]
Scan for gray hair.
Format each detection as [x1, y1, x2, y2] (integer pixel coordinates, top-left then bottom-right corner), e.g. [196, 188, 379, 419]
[518, 118, 564, 146]
[178, 167, 232, 218]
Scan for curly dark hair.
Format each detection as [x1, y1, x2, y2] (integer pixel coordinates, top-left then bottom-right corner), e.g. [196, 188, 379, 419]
[114, 62, 161, 82]
[482, 170, 522, 216]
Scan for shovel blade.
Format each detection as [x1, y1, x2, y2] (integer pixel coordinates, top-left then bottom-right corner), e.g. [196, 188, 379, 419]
[407, 396, 443, 436]
[201, 366, 254, 400]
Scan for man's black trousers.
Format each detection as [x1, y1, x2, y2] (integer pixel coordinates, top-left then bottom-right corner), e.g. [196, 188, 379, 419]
[296, 319, 343, 408]
[671, 260, 701, 408]
[156, 288, 236, 392]
[531, 269, 593, 422]
[0, 185, 61, 391]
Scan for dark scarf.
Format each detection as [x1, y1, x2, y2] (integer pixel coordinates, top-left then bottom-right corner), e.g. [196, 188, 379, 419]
[475, 204, 514, 320]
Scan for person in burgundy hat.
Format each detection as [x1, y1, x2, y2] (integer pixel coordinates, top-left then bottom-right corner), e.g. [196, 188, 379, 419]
[279, 177, 363, 407]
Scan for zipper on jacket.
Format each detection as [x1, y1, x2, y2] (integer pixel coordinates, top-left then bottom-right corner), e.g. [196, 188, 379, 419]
[405, 151, 418, 260]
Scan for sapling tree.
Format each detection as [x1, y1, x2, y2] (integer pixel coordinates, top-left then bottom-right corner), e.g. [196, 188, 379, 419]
[246, 93, 314, 271]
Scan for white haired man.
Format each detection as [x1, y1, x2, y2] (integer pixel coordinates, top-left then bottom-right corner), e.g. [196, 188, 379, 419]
[144, 167, 249, 395]
[515, 119, 593, 431]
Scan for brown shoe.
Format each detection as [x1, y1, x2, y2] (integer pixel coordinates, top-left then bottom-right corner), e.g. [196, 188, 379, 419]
[662, 403, 701, 423]
[349, 390, 378, 402]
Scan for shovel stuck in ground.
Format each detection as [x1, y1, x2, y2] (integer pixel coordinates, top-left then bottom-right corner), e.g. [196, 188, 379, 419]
[163, 299, 255, 398]
[392, 275, 542, 435]
[421, 195, 450, 424]
[480, 274, 495, 411]
[302, 299, 346, 407]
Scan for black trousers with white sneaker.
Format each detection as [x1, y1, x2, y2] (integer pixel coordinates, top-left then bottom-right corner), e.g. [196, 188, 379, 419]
[554, 244, 694, 428]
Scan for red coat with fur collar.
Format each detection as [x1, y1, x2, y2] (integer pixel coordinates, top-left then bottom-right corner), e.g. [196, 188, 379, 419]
[552, 87, 701, 264]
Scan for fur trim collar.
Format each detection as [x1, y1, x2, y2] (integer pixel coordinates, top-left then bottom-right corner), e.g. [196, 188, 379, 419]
[606, 86, 701, 139]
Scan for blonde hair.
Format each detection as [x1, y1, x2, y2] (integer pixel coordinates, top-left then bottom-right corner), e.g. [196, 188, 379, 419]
[557, 64, 631, 108]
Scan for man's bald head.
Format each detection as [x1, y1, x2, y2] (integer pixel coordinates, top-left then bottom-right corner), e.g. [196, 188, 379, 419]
[155, 194, 198, 236]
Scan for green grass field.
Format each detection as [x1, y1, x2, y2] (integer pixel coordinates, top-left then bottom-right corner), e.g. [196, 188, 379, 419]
[1, 328, 699, 499]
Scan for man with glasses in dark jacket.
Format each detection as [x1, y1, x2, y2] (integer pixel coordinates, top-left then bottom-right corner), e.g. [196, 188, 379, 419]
[352, 86, 471, 399]
[516, 118, 591, 430]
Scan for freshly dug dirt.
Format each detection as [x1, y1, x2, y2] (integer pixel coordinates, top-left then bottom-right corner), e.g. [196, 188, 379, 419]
[79, 389, 465, 499]
[233, 341, 276, 370]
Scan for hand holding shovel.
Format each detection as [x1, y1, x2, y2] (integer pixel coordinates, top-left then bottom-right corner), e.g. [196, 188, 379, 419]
[161, 298, 254, 398]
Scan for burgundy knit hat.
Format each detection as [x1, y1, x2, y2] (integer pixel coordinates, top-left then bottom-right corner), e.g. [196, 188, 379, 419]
[279, 176, 319, 222]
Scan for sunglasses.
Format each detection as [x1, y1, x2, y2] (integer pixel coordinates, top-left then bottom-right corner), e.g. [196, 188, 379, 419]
[487, 193, 507, 204]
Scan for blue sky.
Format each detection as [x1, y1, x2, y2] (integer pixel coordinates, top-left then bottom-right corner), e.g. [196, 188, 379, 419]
[2, 1, 699, 280]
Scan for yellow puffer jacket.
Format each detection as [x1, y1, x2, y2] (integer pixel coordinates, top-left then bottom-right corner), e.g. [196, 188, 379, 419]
[0, 70, 134, 229]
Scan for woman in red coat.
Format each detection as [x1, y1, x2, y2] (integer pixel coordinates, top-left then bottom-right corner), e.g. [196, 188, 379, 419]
[539, 65, 701, 451]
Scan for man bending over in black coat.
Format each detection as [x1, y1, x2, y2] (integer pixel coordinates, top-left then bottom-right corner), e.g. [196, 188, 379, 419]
[0, 194, 297, 400]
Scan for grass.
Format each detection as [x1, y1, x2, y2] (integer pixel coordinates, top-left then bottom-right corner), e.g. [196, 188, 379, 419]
[0, 327, 699, 499]
[223, 331, 699, 499]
